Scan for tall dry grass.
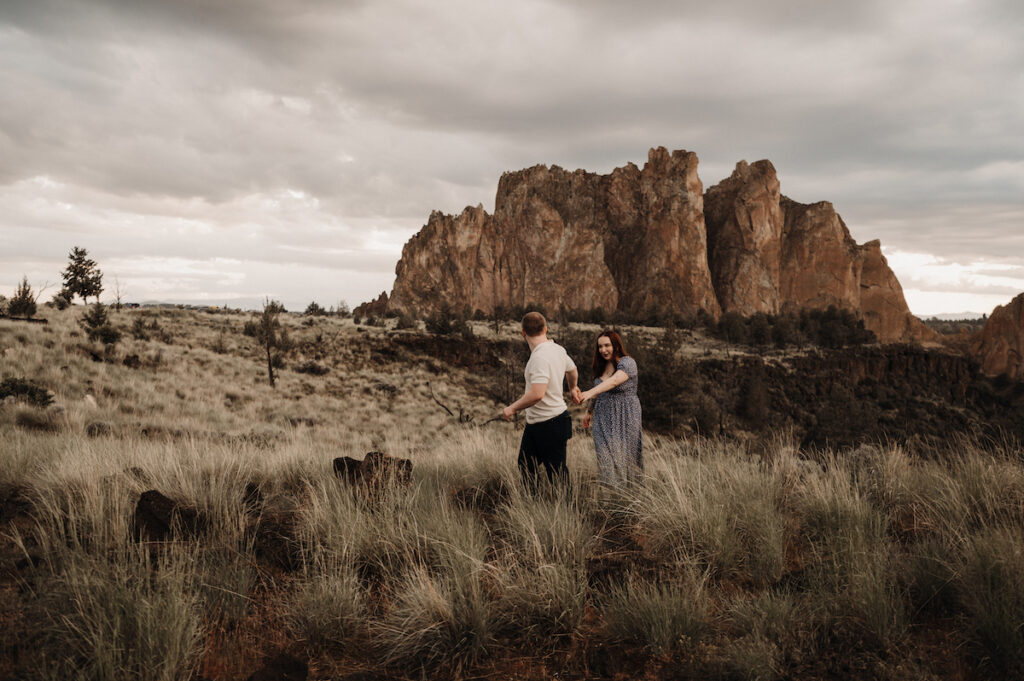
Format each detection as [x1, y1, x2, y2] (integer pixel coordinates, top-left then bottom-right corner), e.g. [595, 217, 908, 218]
[3, 309, 1024, 678]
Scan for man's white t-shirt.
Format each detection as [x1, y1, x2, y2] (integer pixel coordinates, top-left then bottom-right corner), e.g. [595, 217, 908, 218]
[523, 340, 576, 424]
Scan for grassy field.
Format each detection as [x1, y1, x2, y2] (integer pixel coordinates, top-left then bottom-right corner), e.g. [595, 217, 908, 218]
[2, 307, 1023, 680]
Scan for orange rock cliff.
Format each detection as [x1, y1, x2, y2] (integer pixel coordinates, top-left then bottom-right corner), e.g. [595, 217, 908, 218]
[387, 147, 936, 344]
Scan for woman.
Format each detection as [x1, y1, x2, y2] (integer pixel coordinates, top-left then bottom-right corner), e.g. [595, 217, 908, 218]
[576, 330, 642, 485]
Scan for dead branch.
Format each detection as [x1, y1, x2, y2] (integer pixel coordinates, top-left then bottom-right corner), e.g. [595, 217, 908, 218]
[427, 381, 455, 417]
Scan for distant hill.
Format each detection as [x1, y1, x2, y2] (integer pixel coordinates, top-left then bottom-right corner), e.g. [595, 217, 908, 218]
[926, 311, 986, 320]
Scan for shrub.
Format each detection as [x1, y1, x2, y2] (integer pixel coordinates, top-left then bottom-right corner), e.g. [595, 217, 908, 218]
[14, 406, 62, 432]
[45, 549, 203, 681]
[80, 302, 121, 344]
[425, 304, 472, 338]
[304, 301, 327, 316]
[633, 454, 786, 585]
[378, 564, 494, 673]
[602, 572, 709, 656]
[959, 527, 1024, 673]
[294, 360, 329, 376]
[394, 310, 417, 330]
[0, 377, 54, 407]
[51, 289, 72, 310]
[8, 276, 38, 318]
[498, 562, 588, 644]
[290, 556, 367, 651]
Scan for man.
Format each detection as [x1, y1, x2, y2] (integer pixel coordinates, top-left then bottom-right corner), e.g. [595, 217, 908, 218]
[501, 311, 580, 486]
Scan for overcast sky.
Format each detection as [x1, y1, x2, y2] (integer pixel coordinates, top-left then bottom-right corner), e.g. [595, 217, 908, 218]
[2, 0, 1022, 315]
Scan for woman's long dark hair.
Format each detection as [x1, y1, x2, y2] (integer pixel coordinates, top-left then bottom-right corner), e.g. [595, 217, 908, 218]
[591, 330, 628, 377]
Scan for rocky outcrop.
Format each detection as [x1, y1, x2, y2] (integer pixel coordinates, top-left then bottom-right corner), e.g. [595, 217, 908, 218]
[353, 291, 388, 319]
[704, 160, 783, 316]
[390, 148, 719, 319]
[703, 161, 935, 344]
[386, 147, 931, 343]
[970, 293, 1024, 380]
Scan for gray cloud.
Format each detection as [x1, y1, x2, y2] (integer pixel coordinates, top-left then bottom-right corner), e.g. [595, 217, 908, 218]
[2, 0, 1022, 312]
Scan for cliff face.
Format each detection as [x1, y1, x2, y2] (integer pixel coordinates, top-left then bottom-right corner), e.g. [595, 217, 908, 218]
[970, 293, 1024, 380]
[390, 148, 719, 318]
[702, 160, 936, 343]
[387, 147, 930, 343]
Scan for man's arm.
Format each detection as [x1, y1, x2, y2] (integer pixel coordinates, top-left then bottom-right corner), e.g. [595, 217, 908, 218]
[565, 367, 579, 392]
[501, 382, 548, 421]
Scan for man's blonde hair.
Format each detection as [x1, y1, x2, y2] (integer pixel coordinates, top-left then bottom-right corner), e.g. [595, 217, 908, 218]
[521, 311, 547, 337]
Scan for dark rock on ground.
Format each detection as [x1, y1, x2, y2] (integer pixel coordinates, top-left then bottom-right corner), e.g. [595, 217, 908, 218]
[333, 452, 413, 489]
[245, 652, 308, 681]
[249, 515, 301, 572]
[132, 490, 204, 541]
[332, 456, 364, 484]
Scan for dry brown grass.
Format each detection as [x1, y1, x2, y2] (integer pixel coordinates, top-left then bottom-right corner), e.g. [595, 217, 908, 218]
[1, 308, 1022, 680]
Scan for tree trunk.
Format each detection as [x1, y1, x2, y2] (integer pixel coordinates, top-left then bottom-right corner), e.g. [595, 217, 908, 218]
[266, 343, 275, 388]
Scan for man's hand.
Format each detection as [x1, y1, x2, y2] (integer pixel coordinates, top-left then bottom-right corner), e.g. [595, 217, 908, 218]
[501, 405, 515, 422]
[582, 412, 592, 429]
[570, 386, 583, 404]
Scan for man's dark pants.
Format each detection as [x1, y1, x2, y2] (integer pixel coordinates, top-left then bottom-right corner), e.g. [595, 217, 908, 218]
[517, 411, 573, 488]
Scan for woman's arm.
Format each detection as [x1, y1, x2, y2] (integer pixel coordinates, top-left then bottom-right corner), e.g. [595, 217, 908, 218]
[579, 369, 628, 403]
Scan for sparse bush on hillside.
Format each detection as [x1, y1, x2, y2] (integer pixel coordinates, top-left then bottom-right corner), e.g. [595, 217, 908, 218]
[425, 304, 473, 339]
[50, 289, 72, 310]
[294, 359, 329, 376]
[8, 276, 39, 319]
[0, 377, 54, 407]
[80, 302, 121, 344]
[710, 306, 876, 349]
[394, 310, 417, 330]
[304, 301, 327, 316]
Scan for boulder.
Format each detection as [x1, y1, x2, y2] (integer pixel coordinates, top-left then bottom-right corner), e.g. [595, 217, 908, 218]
[333, 452, 413, 489]
[132, 490, 204, 542]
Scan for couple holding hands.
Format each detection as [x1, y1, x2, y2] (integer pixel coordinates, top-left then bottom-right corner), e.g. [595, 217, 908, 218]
[500, 312, 643, 487]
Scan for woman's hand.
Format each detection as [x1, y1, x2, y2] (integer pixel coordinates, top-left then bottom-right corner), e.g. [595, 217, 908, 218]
[577, 389, 593, 405]
[582, 412, 592, 429]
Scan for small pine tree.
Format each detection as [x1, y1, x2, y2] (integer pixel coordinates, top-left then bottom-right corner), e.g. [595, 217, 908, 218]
[8, 276, 37, 319]
[61, 247, 103, 304]
[304, 301, 327, 317]
[80, 303, 121, 344]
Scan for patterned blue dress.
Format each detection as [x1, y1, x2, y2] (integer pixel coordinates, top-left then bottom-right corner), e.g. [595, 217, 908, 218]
[591, 356, 643, 485]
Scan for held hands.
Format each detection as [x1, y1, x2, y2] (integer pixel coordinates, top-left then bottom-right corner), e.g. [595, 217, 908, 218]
[571, 387, 592, 406]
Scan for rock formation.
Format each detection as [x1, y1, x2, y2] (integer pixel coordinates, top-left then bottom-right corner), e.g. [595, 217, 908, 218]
[704, 160, 936, 343]
[390, 148, 719, 319]
[970, 293, 1024, 380]
[386, 147, 933, 344]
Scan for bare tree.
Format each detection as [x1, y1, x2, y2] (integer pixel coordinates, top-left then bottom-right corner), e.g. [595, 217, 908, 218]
[112, 276, 126, 311]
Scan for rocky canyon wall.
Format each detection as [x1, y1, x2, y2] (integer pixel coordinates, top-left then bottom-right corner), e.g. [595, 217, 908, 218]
[970, 293, 1024, 380]
[387, 147, 933, 344]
